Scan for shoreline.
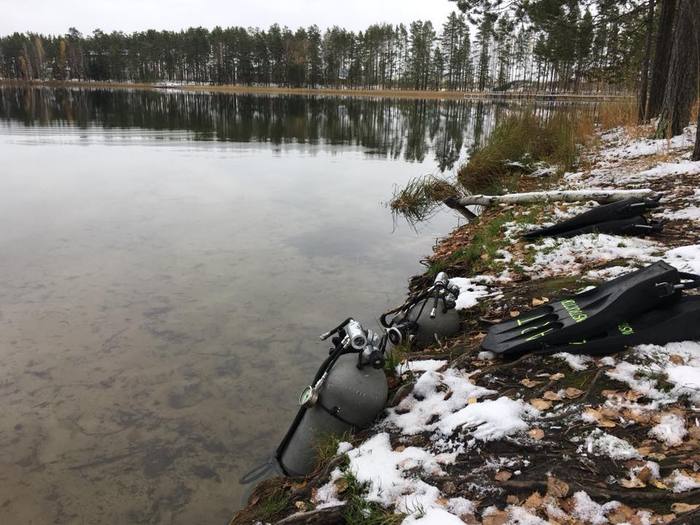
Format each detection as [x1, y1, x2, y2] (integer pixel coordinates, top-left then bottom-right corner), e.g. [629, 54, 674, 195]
[0, 79, 634, 101]
[231, 118, 700, 524]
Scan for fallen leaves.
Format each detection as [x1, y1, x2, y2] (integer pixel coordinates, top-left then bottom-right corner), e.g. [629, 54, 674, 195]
[669, 354, 685, 365]
[520, 378, 541, 388]
[528, 428, 545, 440]
[549, 372, 565, 381]
[530, 398, 552, 410]
[584, 407, 617, 428]
[619, 477, 646, 488]
[543, 390, 562, 401]
[523, 492, 543, 509]
[564, 387, 584, 399]
[546, 476, 569, 498]
[671, 503, 699, 513]
[494, 470, 512, 482]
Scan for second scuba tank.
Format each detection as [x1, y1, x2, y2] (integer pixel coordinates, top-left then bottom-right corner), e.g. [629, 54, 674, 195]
[275, 319, 388, 477]
[381, 272, 461, 348]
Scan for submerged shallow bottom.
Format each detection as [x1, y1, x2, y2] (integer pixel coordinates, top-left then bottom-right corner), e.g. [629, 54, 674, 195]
[0, 129, 458, 523]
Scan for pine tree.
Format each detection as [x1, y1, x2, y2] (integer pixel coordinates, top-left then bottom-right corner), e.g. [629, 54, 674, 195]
[647, 0, 678, 119]
[654, 0, 699, 138]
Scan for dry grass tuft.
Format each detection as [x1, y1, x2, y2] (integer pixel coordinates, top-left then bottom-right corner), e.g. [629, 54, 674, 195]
[597, 100, 638, 131]
[389, 176, 461, 223]
[457, 110, 595, 194]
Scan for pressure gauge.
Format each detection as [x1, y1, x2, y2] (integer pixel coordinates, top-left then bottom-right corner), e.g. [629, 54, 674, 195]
[299, 385, 318, 407]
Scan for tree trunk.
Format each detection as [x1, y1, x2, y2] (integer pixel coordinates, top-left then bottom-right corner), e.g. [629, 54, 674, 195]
[647, 0, 678, 119]
[638, 0, 656, 123]
[694, 111, 700, 161]
[654, 0, 699, 138]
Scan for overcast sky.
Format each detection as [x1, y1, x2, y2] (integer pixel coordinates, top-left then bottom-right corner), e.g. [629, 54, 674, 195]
[0, 0, 459, 36]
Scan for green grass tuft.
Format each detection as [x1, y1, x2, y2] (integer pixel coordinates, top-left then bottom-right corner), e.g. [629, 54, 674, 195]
[341, 471, 405, 525]
[389, 175, 461, 223]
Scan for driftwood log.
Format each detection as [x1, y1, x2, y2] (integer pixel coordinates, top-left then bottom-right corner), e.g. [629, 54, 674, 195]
[444, 189, 657, 219]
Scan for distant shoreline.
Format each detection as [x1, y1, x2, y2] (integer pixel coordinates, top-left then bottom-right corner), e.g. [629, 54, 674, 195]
[0, 79, 635, 101]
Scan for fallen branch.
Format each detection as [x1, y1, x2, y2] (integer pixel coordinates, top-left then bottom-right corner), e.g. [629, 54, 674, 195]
[444, 196, 478, 220]
[448, 189, 656, 208]
[274, 505, 345, 524]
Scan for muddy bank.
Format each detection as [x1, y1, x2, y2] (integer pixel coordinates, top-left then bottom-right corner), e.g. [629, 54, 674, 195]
[232, 121, 700, 525]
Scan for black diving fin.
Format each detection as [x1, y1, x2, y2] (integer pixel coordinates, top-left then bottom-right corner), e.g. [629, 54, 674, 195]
[482, 261, 698, 357]
[540, 215, 663, 239]
[547, 296, 700, 356]
[522, 197, 662, 240]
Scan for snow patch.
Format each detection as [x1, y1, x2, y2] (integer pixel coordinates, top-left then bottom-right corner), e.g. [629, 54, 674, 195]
[395, 359, 448, 377]
[315, 432, 455, 515]
[449, 277, 492, 310]
[525, 234, 660, 278]
[582, 429, 640, 460]
[664, 244, 700, 275]
[572, 491, 619, 525]
[666, 469, 700, 493]
[554, 352, 592, 371]
[649, 413, 687, 447]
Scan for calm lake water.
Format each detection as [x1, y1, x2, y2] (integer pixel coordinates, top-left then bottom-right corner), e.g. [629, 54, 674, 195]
[0, 87, 513, 524]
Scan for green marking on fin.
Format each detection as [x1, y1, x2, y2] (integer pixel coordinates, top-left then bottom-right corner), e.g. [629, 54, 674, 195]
[618, 322, 634, 336]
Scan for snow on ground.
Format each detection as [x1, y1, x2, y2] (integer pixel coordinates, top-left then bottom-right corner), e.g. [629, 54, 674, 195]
[554, 352, 592, 371]
[385, 369, 522, 439]
[317, 432, 454, 514]
[572, 491, 620, 525]
[648, 413, 687, 447]
[659, 205, 700, 221]
[449, 277, 492, 310]
[664, 244, 700, 275]
[314, 366, 540, 522]
[606, 341, 700, 406]
[524, 233, 661, 278]
[394, 359, 447, 377]
[666, 469, 700, 493]
[600, 125, 696, 160]
[580, 429, 640, 460]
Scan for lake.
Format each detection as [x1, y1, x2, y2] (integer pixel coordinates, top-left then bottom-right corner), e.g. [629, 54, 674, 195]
[0, 86, 512, 524]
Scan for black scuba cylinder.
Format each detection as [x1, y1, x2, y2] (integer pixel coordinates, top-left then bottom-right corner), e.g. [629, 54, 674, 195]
[274, 318, 388, 477]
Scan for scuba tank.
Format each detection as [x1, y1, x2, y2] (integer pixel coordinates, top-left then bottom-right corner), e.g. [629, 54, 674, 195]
[380, 272, 461, 348]
[273, 318, 388, 477]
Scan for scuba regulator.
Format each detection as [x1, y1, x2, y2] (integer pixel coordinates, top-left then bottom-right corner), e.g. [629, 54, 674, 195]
[380, 271, 461, 348]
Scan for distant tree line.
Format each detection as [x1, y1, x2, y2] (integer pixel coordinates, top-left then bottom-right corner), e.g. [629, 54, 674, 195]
[0, 3, 673, 94]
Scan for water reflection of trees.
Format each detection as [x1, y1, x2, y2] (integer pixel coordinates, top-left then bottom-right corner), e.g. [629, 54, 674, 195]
[0, 87, 584, 171]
